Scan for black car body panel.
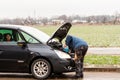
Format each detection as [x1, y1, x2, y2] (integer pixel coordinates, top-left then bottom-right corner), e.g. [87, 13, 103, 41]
[27, 43, 75, 73]
[0, 43, 30, 72]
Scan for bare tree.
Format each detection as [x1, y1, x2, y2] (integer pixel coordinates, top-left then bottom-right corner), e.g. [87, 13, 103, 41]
[113, 11, 120, 24]
[40, 17, 48, 25]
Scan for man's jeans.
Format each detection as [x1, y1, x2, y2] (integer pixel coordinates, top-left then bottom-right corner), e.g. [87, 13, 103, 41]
[75, 45, 88, 77]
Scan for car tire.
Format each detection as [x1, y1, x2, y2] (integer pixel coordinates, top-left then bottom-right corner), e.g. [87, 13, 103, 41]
[31, 58, 51, 79]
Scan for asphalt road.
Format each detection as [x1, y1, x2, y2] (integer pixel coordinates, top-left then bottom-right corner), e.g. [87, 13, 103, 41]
[88, 47, 120, 55]
[0, 72, 120, 80]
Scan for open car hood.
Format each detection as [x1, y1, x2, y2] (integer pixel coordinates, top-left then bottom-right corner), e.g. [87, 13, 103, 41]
[47, 23, 72, 44]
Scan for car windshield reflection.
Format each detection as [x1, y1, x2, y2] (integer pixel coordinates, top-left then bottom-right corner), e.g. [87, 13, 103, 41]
[20, 26, 50, 44]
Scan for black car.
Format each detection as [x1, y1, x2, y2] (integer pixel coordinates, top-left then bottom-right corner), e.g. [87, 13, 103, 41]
[0, 23, 75, 79]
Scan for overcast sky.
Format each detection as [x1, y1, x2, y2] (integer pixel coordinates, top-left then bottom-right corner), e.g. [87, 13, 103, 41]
[0, 0, 119, 19]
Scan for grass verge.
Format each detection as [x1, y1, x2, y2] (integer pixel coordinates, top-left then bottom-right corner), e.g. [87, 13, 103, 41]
[84, 54, 120, 65]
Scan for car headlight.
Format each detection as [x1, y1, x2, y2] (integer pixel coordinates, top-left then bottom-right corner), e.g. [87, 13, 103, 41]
[54, 50, 71, 59]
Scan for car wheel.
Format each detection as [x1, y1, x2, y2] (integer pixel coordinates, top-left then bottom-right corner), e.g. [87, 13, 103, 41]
[31, 58, 51, 79]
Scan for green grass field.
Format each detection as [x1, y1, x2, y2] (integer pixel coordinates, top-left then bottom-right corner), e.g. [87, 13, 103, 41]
[34, 24, 120, 47]
[84, 54, 120, 65]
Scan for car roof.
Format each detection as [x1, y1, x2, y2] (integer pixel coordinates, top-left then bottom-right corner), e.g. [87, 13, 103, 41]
[0, 24, 28, 30]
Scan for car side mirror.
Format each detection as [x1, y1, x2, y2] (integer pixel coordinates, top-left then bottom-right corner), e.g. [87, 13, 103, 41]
[17, 41, 26, 48]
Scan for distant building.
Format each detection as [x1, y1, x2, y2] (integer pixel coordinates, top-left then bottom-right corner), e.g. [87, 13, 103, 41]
[72, 20, 87, 24]
[51, 20, 64, 25]
[89, 21, 97, 24]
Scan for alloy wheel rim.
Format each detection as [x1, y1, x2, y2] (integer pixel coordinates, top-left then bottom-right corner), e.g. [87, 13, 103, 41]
[33, 60, 48, 77]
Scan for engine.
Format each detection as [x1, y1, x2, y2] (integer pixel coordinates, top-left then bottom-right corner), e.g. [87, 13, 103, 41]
[47, 40, 63, 50]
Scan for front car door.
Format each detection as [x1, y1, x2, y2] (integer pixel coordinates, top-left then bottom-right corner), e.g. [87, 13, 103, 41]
[0, 28, 30, 72]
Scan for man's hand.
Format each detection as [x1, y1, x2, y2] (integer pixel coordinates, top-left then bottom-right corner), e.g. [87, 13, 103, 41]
[74, 53, 78, 61]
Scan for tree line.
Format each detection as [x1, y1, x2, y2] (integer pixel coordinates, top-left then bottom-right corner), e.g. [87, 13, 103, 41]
[0, 14, 120, 25]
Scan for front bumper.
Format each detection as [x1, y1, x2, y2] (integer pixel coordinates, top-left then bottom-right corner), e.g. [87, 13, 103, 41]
[52, 58, 76, 73]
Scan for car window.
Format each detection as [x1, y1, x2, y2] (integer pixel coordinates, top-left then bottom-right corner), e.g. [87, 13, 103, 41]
[0, 29, 19, 45]
[0, 29, 24, 43]
[0, 28, 39, 44]
[20, 31, 39, 43]
[0, 29, 13, 42]
[0, 29, 12, 34]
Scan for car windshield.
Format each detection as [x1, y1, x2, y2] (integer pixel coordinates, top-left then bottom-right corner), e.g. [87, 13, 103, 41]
[20, 26, 50, 44]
